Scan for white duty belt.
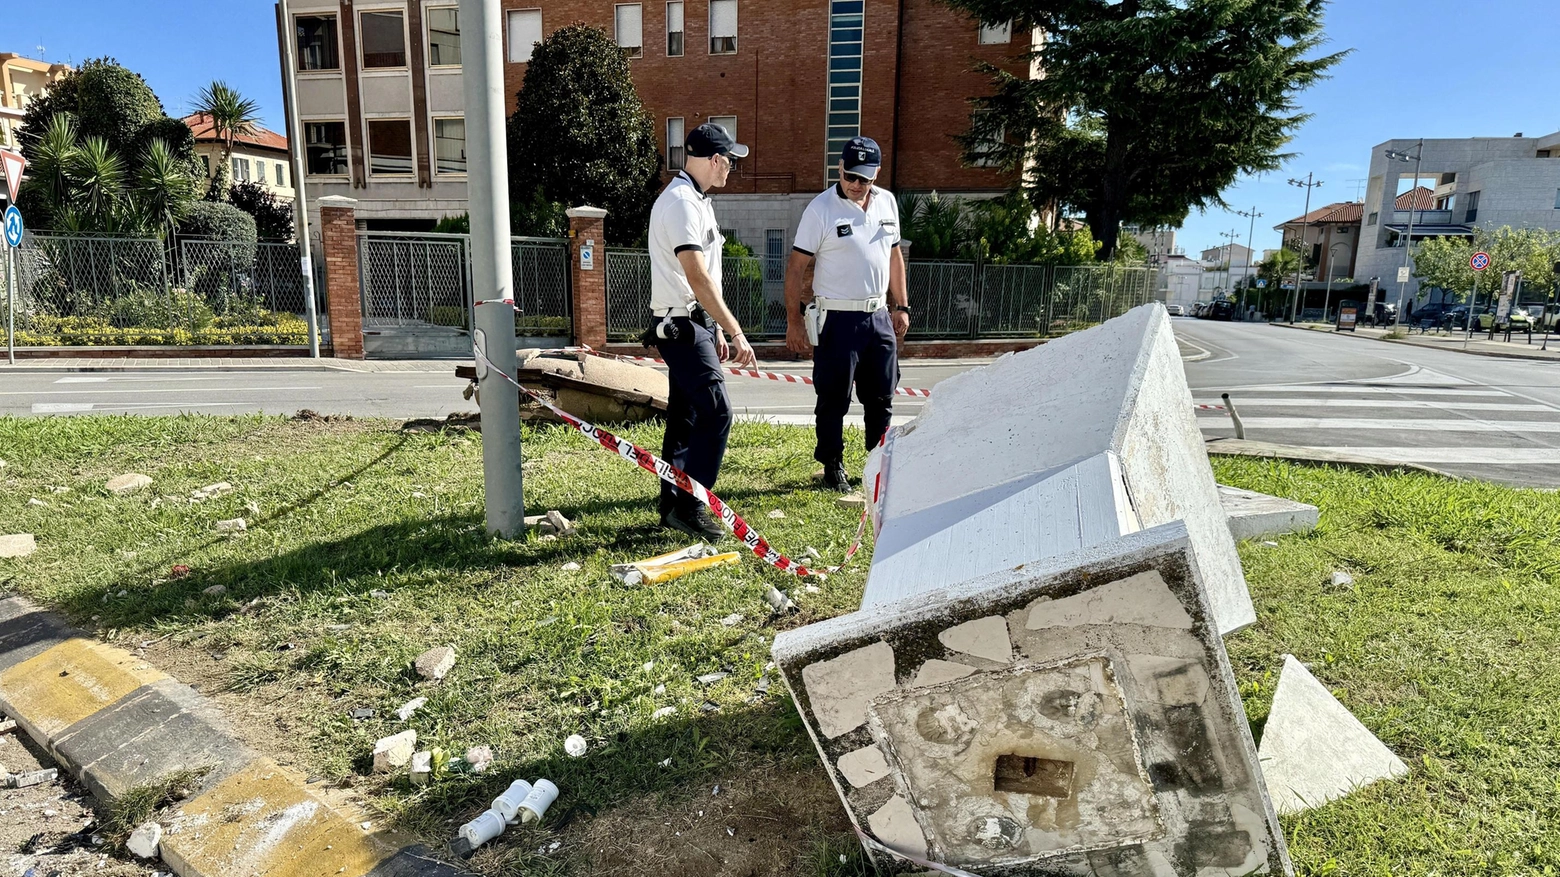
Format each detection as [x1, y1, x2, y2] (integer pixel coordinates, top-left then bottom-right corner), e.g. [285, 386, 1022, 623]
[652, 306, 692, 317]
[815, 296, 885, 313]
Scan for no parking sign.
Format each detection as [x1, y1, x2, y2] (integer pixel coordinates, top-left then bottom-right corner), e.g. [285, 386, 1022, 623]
[1471, 251, 1491, 272]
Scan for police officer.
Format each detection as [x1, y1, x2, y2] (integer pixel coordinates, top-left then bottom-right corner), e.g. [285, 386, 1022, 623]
[784, 137, 909, 491]
[646, 122, 758, 540]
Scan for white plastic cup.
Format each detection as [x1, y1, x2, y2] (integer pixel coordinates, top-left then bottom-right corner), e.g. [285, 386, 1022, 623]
[458, 809, 506, 848]
[518, 779, 559, 824]
[491, 779, 534, 822]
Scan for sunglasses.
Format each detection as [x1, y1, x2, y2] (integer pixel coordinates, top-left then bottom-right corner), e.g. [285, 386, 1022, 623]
[842, 171, 874, 185]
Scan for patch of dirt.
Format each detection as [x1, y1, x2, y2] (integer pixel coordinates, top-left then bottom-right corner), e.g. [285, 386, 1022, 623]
[0, 726, 162, 877]
[556, 765, 853, 877]
[292, 409, 354, 423]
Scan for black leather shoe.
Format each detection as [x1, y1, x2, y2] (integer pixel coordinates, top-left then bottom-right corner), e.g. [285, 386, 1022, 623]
[821, 461, 852, 492]
[662, 506, 726, 541]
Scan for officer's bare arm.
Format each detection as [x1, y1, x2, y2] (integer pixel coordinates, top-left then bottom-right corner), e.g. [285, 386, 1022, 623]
[888, 246, 908, 309]
[784, 250, 815, 330]
[677, 249, 745, 338]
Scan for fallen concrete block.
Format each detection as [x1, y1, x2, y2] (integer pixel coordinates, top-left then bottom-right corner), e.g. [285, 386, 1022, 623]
[1258, 655, 1408, 815]
[106, 473, 153, 495]
[409, 750, 433, 786]
[1219, 484, 1320, 542]
[860, 304, 1256, 636]
[545, 510, 576, 538]
[414, 646, 456, 681]
[373, 730, 417, 773]
[0, 534, 37, 559]
[214, 518, 247, 533]
[191, 482, 234, 501]
[773, 523, 1290, 875]
[127, 822, 162, 858]
[5, 767, 57, 788]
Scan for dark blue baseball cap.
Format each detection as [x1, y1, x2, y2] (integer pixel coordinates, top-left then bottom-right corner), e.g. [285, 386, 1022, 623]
[686, 122, 749, 159]
[841, 137, 882, 179]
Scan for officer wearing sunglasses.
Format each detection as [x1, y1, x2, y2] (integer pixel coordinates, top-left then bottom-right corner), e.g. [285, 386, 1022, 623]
[784, 137, 910, 492]
[644, 122, 758, 540]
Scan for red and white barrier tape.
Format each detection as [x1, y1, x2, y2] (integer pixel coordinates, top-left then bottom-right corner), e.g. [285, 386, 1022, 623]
[565, 345, 934, 398]
[472, 346, 869, 578]
[851, 826, 986, 877]
[1194, 404, 1227, 411]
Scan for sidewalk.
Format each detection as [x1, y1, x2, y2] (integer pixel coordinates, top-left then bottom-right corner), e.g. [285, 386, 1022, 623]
[1274, 322, 1560, 362]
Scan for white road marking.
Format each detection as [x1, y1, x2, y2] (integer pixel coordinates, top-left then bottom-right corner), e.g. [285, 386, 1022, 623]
[31, 403, 94, 413]
[1206, 385, 1506, 397]
[0, 386, 321, 397]
[1200, 398, 1552, 413]
[1315, 447, 1560, 465]
[1198, 416, 1560, 433]
[53, 377, 109, 383]
[54, 375, 239, 384]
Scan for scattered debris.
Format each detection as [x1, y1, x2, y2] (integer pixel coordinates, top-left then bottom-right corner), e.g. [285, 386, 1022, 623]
[1330, 570, 1356, 588]
[126, 822, 162, 859]
[652, 706, 677, 720]
[720, 613, 744, 627]
[370, 589, 391, 599]
[373, 730, 418, 773]
[836, 492, 866, 508]
[48, 486, 69, 494]
[763, 585, 798, 615]
[169, 565, 191, 579]
[411, 492, 428, 499]
[696, 672, 729, 685]
[214, 518, 247, 533]
[415, 646, 457, 681]
[0, 534, 37, 559]
[0, 719, 16, 734]
[458, 809, 507, 850]
[518, 779, 560, 823]
[26, 498, 46, 508]
[545, 510, 577, 537]
[5, 768, 56, 788]
[712, 784, 721, 796]
[561, 562, 581, 572]
[653, 684, 666, 695]
[564, 734, 588, 758]
[1262, 540, 1280, 547]
[396, 697, 427, 722]
[805, 546, 821, 559]
[465, 746, 494, 773]
[493, 779, 534, 820]
[409, 751, 433, 786]
[349, 708, 376, 721]
[699, 701, 721, 713]
[658, 758, 673, 768]
[106, 473, 153, 495]
[642, 661, 655, 672]
[768, 509, 786, 519]
[610, 543, 740, 585]
[805, 585, 822, 594]
[202, 585, 226, 597]
[191, 482, 234, 501]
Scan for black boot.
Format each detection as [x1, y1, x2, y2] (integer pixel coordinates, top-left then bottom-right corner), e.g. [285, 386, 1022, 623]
[662, 504, 726, 541]
[821, 460, 852, 493]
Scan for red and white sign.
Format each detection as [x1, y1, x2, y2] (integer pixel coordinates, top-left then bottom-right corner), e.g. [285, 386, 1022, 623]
[1470, 251, 1491, 272]
[0, 150, 24, 205]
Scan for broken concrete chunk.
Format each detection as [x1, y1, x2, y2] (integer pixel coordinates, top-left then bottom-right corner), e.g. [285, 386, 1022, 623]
[6, 767, 57, 788]
[696, 672, 729, 685]
[202, 585, 227, 597]
[908, 659, 979, 689]
[126, 822, 162, 858]
[1330, 570, 1356, 588]
[191, 482, 234, 500]
[1219, 483, 1320, 541]
[865, 796, 927, 860]
[544, 510, 576, 537]
[26, 498, 45, 508]
[1258, 654, 1409, 815]
[107, 473, 154, 495]
[464, 745, 494, 773]
[767, 509, 786, 519]
[415, 646, 457, 681]
[214, 518, 247, 533]
[409, 750, 433, 786]
[720, 614, 744, 627]
[652, 706, 677, 720]
[0, 534, 37, 559]
[836, 493, 865, 508]
[936, 615, 1011, 664]
[396, 697, 427, 722]
[373, 730, 418, 773]
[763, 585, 798, 615]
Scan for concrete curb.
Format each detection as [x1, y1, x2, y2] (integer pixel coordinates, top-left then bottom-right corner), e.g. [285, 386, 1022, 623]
[1269, 321, 1560, 363]
[0, 595, 467, 877]
[1206, 437, 1458, 479]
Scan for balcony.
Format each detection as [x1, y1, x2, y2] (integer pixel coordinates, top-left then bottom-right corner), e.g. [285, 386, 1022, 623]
[1390, 209, 1453, 226]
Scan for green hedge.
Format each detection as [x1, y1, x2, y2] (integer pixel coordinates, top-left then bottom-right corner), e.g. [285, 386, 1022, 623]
[15, 313, 310, 346]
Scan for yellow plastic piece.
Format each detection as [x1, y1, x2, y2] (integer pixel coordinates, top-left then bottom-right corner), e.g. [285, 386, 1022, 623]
[639, 552, 743, 584]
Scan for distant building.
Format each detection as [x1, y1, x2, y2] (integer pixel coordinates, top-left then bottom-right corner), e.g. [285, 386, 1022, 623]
[1272, 199, 1366, 281]
[0, 53, 71, 199]
[1124, 225, 1181, 263]
[183, 113, 296, 203]
[1198, 242, 1254, 272]
[1361, 131, 1560, 305]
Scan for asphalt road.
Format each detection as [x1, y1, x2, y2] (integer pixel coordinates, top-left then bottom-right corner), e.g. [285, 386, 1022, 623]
[3, 321, 1557, 486]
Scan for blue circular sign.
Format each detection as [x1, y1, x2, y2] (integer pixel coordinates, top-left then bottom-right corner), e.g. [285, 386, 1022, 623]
[2, 205, 21, 248]
[1470, 251, 1490, 272]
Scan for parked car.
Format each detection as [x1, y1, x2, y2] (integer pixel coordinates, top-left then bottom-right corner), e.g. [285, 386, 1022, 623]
[1471, 306, 1533, 333]
[1165, 303, 1185, 316]
[1540, 304, 1560, 331]
[1438, 305, 1474, 331]
[1361, 301, 1397, 327]
[1197, 300, 1235, 321]
[1407, 302, 1454, 329]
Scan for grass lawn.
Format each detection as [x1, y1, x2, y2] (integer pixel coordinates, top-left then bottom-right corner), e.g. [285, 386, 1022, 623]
[2, 415, 1559, 876]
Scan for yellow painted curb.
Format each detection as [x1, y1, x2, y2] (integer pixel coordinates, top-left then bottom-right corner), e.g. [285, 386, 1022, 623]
[162, 758, 395, 877]
[0, 638, 167, 736]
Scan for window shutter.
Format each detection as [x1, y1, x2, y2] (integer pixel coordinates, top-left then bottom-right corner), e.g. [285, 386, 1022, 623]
[616, 4, 643, 48]
[508, 10, 542, 62]
[710, 0, 737, 38]
[667, 1, 684, 32]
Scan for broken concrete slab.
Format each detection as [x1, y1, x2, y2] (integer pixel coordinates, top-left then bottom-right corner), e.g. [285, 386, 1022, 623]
[106, 473, 153, 495]
[0, 534, 37, 559]
[373, 730, 417, 773]
[861, 304, 1256, 636]
[127, 821, 162, 858]
[1258, 655, 1408, 816]
[1219, 484, 1320, 542]
[414, 646, 456, 681]
[773, 523, 1291, 875]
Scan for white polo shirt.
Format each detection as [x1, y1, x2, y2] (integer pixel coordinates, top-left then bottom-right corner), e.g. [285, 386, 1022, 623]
[648, 171, 724, 314]
[793, 184, 901, 302]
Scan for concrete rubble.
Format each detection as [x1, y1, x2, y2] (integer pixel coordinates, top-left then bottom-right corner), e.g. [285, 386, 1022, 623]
[1218, 485, 1320, 542]
[106, 473, 153, 495]
[458, 348, 669, 424]
[0, 534, 37, 559]
[859, 304, 1257, 636]
[127, 821, 163, 858]
[1258, 655, 1408, 816]
[414, 646, 457, 681]
[373, 730, 418, 773]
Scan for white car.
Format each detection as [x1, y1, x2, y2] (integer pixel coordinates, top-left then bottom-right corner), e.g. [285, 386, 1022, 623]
[1165, 304, 1185, 316]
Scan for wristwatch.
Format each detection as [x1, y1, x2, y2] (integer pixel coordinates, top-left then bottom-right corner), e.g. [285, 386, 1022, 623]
[892, 305, 912, 315]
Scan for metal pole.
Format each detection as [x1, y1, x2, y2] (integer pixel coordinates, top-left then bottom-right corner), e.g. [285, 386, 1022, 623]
[1464, 273, 1478, 346]
[1396, 140, 1423, 319]
[1290, 174, 1313, 323]
[279, 0, 321, 357]
[7, 245, 14, 365]
[462, 0, 525, 538]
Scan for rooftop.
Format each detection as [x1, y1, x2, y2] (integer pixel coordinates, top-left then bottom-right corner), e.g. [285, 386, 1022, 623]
[181, 113, 289, 152]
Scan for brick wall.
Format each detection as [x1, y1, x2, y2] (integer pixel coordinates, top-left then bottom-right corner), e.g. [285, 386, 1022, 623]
[319, 199, 364, 359]
[568, 207, 610, 347]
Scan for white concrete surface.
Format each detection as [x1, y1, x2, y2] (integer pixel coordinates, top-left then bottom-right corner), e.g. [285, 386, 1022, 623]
[1219, 485, 1321, 542]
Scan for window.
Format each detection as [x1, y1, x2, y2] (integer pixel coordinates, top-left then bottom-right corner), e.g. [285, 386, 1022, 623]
[969, 109, 1004, 168]
[667, 1, 684, 56]
[824, 0, 863, 182]
[978, 19, 1011, 44]
[616, 4, 643, 58]
[508, 9, 542, 62]
[709, 0, 737, 54]
[296, 15, 340, 71]
[360, 11, 407, 68]
[200, 155, 210, 177]
[305, 122, 349, 176]
[368, 119, 414, 175]
[1465, 190, 1480, 223]
[428, 7, 461, 66]
[667, 117, 685, 170]
[232, 157, 251, 182]
[276, 163, 287, 187]
[764, 229, 785, 281]
[709, 115, 736, 144]
[1540, 150, 1553, 158]
[1367, 211, 1378, 226]
[1440, 171, 1457, 184]
[257, 161, 267, 184]
[434, 118, 467, 174]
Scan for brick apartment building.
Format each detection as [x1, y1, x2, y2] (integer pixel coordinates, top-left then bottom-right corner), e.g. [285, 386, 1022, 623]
[276, 0, 1031, 251]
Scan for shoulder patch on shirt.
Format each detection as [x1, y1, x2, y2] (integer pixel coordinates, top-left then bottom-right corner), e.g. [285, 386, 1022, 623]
[836, 223, 853, 238]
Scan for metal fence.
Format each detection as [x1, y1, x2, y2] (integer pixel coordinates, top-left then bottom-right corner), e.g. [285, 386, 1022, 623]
[3, 232, 321, 346]
[604, 248, 771, 342]
[357, 232, 571, 336]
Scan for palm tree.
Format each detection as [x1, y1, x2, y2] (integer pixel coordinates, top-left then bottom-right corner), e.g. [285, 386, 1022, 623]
[191, 81, 260, 201]
[135, 138, 197, 239]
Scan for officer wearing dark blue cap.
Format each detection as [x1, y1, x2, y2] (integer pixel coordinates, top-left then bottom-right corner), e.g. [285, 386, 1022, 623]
[645, 122, 758, 540]
[784, 137, 909, 491]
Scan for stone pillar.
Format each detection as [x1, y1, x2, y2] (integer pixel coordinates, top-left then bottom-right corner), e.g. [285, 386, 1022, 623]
[566, 206, 609, 348]
[318, 195, 363, 360]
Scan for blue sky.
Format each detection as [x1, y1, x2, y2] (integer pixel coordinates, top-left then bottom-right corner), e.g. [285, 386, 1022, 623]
[13, 1, 1560, 259]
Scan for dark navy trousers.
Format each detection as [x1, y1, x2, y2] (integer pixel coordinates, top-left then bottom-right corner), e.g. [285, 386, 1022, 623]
[812, 309, 898, 464]
[654, 318, 732, 515]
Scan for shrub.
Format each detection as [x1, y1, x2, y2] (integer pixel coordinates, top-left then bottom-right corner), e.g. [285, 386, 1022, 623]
[225, 181, 294, 241]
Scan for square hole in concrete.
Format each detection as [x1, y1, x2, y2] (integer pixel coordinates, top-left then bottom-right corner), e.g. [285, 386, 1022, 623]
[993, 755, 1076, 797]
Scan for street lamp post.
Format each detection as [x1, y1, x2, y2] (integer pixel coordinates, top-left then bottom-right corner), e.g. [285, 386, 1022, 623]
[1236, 207, 1262, 318]
[1386, 139, 1426, 321]
[1286, 174, 1323, 322]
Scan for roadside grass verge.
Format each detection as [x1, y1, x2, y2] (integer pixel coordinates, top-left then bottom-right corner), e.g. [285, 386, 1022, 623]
[2, 415, 1559, 875]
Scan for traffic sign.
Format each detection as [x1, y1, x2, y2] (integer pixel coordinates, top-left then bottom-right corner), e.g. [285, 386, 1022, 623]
[1397, 266, 1411, 283]
[1471, 251, 1491, 272]
[1256, 279, 1268, 288]
[3, 206, 21, 248]
[0, 150, 23, 205]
